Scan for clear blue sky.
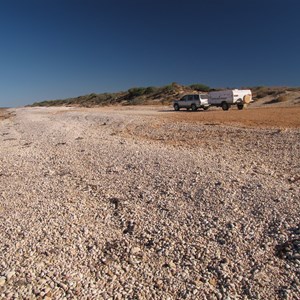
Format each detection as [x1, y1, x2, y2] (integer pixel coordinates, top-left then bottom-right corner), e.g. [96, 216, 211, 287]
[0, 0, 299, 107]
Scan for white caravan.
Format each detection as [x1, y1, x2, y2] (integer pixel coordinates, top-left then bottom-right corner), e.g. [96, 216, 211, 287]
[208, 89, 252, 110]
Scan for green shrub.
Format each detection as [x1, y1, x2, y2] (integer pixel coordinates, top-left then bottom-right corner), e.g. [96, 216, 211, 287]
[128, 87, 146, 98]
[256, 88, 276, 99]
[87, 93, 97, 100]
[189, 83, 210, 92]
[144, 86, 157, 94]
[162, 84, 174, 92]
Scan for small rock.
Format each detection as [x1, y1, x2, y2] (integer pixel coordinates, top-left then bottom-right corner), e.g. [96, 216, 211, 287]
[218, 238, 226, 245]
[0, 277, 6, 286]
[57, 282, 68, 291]
[192, 279, 202, 287]
[209, 277, 217, 287]
[131, 247, 141, 254]
[6, 270, 15, 280]
[169, 261, 176, 270]
[155, 279, 163, 289]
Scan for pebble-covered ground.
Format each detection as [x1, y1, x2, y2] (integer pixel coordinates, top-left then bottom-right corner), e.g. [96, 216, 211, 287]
[0, 106, 299, 299]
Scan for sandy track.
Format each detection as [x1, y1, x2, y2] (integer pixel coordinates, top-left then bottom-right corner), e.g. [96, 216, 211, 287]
[0, 106, 299, 299]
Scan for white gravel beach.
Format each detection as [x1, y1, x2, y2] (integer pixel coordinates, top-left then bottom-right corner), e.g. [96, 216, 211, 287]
[0, 106, 299, 299]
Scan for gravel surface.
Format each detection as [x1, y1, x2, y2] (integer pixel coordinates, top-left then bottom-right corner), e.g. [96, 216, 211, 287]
[0, 106, 299, 299]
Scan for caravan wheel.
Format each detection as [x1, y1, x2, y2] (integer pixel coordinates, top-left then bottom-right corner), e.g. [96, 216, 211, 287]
[221, 102, 229, 111]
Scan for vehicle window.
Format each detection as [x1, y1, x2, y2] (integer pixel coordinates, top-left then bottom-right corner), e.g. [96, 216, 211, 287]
[188, 95, 193, 101]
[193, 95, 199, 100]
[180, 96, 186, 101]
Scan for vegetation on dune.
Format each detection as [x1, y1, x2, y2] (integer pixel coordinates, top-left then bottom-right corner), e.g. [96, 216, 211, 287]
[252, 87, 277, 99]
[250, 86, 300, 100]
[29, 83, 299, 107]
[189, 83, 210, 92]
[30, 82, 210, 107]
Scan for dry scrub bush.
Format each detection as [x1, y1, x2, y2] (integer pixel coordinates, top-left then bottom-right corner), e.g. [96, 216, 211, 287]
[277, 95, 289, 102]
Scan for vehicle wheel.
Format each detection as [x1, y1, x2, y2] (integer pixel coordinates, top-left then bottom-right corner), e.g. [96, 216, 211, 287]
[174, 104, 179, 111]
[221, 102, 229, 111]
[237, 103, 244, 110]
[203, 106, 209, 110]
[191, 104, 197, 111]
